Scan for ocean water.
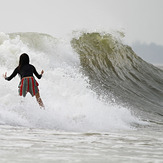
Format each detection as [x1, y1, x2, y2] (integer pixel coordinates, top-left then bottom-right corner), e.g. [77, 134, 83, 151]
[0, 32, 163, 162]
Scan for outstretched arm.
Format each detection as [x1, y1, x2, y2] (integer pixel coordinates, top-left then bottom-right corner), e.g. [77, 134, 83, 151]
[33, 66, 44, 79]
[3, 68, 18, 81]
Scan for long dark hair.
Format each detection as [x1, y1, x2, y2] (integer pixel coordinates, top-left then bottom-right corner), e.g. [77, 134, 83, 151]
[18, 53, 30, 70]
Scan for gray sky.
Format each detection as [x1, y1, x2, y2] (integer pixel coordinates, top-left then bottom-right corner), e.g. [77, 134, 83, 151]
[0, 0, 163, 46]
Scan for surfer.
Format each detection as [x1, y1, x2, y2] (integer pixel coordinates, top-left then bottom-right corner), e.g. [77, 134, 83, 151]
[3, 53, 45, 109]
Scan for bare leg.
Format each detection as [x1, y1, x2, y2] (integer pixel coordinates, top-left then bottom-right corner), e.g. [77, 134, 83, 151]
[35, 92, 45, 109]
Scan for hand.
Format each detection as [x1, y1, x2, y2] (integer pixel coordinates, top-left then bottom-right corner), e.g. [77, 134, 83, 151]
[41, 70, 44, 75]
[3, 72, 7, 79]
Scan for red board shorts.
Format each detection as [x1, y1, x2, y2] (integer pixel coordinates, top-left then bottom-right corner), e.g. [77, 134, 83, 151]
[18, 77, 39, 97]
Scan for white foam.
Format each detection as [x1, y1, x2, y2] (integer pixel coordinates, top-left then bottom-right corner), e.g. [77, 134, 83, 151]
[0, 32, 143, 132]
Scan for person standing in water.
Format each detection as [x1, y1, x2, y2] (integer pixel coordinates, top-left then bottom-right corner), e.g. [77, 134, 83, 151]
[3, 53, 45, 108]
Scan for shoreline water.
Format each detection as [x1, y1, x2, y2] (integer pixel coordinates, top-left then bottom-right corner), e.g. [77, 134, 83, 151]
[0, 125, 163, 163]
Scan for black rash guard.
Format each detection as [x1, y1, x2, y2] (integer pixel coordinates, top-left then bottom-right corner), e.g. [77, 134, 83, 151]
[5, 64, 42, 81]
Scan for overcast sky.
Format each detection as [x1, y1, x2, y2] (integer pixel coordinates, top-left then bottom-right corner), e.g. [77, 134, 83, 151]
[0, 0, 162, 45]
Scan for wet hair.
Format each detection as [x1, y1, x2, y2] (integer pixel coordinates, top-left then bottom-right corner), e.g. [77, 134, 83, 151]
[18, 53, 30, 70]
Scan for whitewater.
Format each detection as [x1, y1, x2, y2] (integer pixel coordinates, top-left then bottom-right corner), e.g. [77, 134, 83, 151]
[0, 32, 163, 162]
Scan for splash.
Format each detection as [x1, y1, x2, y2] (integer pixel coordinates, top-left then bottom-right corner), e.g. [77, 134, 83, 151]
[0, 32, 144, 131]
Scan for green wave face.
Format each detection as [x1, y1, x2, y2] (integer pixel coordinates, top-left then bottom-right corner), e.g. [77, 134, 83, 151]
[71, 32, 163, 122]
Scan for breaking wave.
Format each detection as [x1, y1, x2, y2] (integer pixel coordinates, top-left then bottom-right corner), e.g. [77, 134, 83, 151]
[1, 31, 161, 131]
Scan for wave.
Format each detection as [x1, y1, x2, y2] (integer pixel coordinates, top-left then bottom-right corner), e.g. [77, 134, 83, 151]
[0, 31, 160, 131]
[71, 32, 163, 124]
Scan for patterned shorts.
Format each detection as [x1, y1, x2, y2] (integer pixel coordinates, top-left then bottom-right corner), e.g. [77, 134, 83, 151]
[18, 77, 39, 97]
